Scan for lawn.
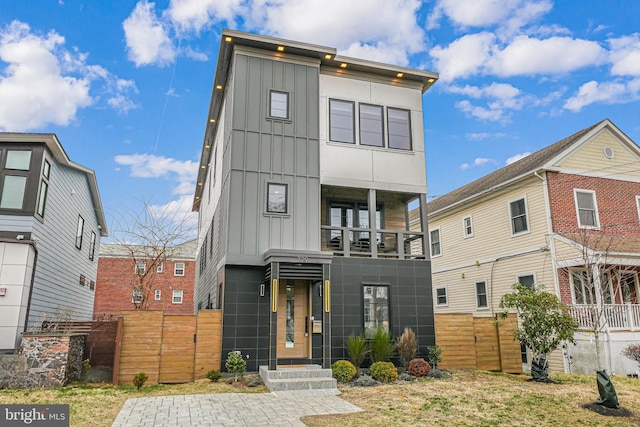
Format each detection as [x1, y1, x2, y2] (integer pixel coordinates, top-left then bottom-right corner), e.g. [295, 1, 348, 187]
[1, 370, 639, 426]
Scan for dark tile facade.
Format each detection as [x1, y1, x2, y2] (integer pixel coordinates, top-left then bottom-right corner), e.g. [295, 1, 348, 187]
[221, 258, 435, 372]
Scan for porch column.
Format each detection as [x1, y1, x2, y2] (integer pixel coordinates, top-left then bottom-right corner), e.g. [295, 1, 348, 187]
[269, 262, 279, 370]
[420, 193, 429, 258]
[322, 264, 331, 369]
[368, 189, 378, 257]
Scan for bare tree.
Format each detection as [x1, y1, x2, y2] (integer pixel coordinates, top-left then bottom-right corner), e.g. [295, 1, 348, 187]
[108, 200, 196, 310]
[554, 229, 624, 372]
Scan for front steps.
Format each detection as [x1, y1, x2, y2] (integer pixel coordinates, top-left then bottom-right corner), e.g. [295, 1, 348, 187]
[259, 365, 339, 396]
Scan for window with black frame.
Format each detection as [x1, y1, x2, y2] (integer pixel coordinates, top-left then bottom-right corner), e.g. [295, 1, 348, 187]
[363, 284, 389, 338]
[328, 201, 382, 250]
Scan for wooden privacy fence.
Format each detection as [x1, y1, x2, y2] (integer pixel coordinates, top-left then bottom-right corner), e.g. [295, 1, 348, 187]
[435, 313, 521, 373]
[113, 310, 222, 385]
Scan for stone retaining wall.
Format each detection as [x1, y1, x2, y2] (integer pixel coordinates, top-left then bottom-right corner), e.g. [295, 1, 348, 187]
[0, 334, 86, 389]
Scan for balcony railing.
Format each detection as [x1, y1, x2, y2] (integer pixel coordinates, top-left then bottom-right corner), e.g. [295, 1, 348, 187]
[568, 304, 640, 331]
[320, 225, 425, 259]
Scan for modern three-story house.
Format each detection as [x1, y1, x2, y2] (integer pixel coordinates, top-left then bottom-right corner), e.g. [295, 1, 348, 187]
[0, 133, 107, 352]
[193, 30, 438, 371]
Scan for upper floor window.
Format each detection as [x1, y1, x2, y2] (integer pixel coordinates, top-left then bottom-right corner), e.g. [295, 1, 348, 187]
[574, 189, 599, 229]
[88, 232, 96, 261]
[135, 261, 146, 275]
[269, 90, 289, 119]
[509, 198, 529, 235]
[75, 215, 84, 249]
[636, 196, 640, 223]
[476, 280, 488, 309]
[329, 99, 355, 143]
[517, 274, 535, 289]
[157, 262, 163, 273]
[430, 228, 441, 257]
[174, 262, 185, 276]
[154, 289, 161, 301]
[359, 104, 383, 147]
[436, 287, 448, 306]
[266, 182, 288, 214]
[36, 161, 50, 218]
[463, 216, 473, 238]
[0, 150, 32, 210]
[387, 107, 412, 150]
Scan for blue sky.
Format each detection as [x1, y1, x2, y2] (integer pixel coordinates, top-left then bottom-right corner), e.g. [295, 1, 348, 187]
[1, 1, 639, 239]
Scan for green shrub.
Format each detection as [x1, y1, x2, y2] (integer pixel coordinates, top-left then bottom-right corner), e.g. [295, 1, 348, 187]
[346, 334, 369, 369]
[396, 328, 417, 370]
[132, 372, 148, 390]
[206, 369, 222, 382]
[352, 374, 379, 387]
[369, 328, 396, 363]
[81, 359, 91, 382]
[332, 360, 357, 383]
[370, 361, 398, 383]
[408, 358, 431, 377]
[225, 351, 247, 381]
[427, 345, 443, 369]
[427, 368, 450, 379]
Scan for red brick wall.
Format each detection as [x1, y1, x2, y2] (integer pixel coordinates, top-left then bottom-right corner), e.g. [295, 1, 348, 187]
[547, 171, 640, 237]
[93, 257, 195, 318]
[547, 172, 640, 302]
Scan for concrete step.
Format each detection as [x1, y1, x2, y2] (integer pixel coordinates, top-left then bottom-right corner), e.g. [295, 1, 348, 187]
[259, 365, 339, 396]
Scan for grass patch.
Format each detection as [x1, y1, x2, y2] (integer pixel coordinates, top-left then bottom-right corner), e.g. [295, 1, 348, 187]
[302, 370, 640, 426]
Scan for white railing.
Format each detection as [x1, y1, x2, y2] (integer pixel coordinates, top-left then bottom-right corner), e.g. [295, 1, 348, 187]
[568, 304, 640, 331]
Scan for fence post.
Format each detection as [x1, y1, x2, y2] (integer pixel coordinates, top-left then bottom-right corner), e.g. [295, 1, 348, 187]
[112, 316, 124, 385]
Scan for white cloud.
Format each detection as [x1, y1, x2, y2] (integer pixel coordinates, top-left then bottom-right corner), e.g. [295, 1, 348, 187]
[0, 21, 135, 131]
[248, 0, 425, 66]
[563, 79, 640, 112]
[123, 1, 176, 67]
[506, 152, 531, 164]
[428, 0, 552, 38]
[466, 132, 508, 141]
[166, 0, 243, 33]
[460, 157, 495, 170]
[114, 153, 197, 179]
[608, 34, 640, 76]
[430, 33, 496, 82]
[149, 195, 198, 229]
[488, 36, 607, 76]
[450, 83, 522, 122]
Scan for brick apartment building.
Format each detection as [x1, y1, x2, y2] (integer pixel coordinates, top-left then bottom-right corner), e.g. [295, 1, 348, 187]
[94, 240, 196, 317]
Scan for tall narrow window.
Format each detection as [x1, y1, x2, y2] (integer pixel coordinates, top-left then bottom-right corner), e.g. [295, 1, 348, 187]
[387, 107, 411, 150]
[75, 216, 84, 249]
[155, 289, 161, 301]
[157, 262, 163, 273]
[267, 182, 288, 214]
[476, 281, 488, 309]
[88, 232, 96, 261]
[269, 90, 288, 119]
[359, 104, 384, 147]
[285, 284, 295, 348]
[463, 216, 473, 238]
[436, 287, 448, 306]
[571, 270, 594, 304]
[430, 228, 441, 257]
[509, 198, 528, 234]
[574, 189, 599, 228]
[132, 289, 142, 304]
[329, 99, 355, 143]
[363, 285, 389, 337]
[37, 160, 50, 218]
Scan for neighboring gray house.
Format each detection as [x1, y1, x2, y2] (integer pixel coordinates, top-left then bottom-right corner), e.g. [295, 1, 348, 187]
[194, 30, 438, 371]
[0, 133, 107, 352]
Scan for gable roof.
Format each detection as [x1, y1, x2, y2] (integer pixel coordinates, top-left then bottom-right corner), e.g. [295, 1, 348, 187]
[0, 132, 108, 236]
[427, 119, 612, 216]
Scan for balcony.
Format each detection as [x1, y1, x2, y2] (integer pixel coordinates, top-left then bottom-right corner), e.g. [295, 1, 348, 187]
[568, 304, 640, 331]
[320, 225, 425, 259]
